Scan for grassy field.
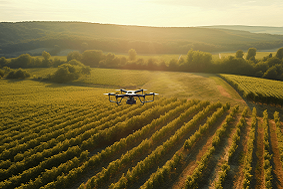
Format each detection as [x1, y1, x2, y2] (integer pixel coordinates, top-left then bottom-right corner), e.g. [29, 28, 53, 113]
[106, 50, 277, 63]
[212, 51, 276, 61]
[22, 68, 246, 108]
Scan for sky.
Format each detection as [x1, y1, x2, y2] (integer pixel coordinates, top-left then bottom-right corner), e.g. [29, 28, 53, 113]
[1, 0, 283, 27]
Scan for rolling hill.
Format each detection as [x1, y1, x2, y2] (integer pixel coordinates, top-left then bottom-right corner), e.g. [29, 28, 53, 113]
[1, 22, 283, 57]
[202, 25, 283, 35]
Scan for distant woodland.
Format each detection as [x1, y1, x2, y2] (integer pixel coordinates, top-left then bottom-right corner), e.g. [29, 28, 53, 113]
[1, 21, 283, 57]
[1, 47, 283, 82]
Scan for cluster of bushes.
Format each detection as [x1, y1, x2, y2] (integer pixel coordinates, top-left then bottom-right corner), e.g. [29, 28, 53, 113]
[0, 67, 31, 79]
[0, 51, 65, 68]
[0, 51, 91, 82]
[47, 60, 91, 83]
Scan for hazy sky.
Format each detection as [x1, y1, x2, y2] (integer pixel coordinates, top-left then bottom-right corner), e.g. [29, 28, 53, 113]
[1, 0, 283, 27]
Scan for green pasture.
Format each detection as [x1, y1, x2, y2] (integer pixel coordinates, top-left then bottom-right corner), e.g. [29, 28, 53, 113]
[212, 51, 276, 61]
[115, 53, 182, 64]
[1, 68, 246, 109]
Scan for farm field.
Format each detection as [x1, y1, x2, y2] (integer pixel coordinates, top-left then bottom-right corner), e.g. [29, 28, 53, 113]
[213, 51, 276, 61]
[1, 69, 283, 189]
[220, 74, 283, 106]
[25, 68, 245, 107]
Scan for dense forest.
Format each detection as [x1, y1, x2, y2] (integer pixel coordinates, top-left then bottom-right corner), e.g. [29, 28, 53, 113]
[1, 22, 283, 57]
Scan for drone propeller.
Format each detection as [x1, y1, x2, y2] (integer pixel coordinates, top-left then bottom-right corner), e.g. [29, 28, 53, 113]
[104, 92, 116, 96]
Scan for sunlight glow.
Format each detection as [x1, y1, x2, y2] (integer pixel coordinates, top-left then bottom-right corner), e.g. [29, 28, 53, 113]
[0, 0, 282, 27]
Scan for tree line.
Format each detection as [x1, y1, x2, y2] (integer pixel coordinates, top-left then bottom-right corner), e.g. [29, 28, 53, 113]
[65, 47, 283, 81]
[0, 51, 91, 82]
[1, 47, 283, 82]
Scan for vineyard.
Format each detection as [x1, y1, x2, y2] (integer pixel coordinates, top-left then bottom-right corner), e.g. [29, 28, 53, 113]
[220, 74, 283, 106]
[1, 78, 283, 189]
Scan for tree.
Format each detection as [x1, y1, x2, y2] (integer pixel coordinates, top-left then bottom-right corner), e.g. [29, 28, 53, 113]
[276, 47, 283, 60]
[128, 49, 137, 61]
[246, 48, 257, 61]
[81, 50, 104, 67]
[6, 68, 31, 79]
[185, 49, 212, 72]
[168, 59, 179, 71]
[67, 51, 82, 62]
[235, 50, 244, 59]
[0, 69, 4, 78]
[49, 60, 91, 82]
[42, 51, 51, 61]
[0, 57, 8, 68]
[9, 54, 33, 68]
[50, 64, 80, 83]
[266, 57, 281, 67]
[42, 51, 52, 67]
[263, 66, 278, 80]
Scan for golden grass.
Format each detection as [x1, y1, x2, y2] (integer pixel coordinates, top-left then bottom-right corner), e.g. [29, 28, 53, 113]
[20, 68, 246, 108]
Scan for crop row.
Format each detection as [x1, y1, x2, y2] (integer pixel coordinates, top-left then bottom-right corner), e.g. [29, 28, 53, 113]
[2, 95, 282, 189]
[141, 104, 235, 189]
[213, 107, 247, 189]
[80, 101, 222, 189]
[220, 74, 283, 105]
[262, 110, 273, 189]
[110, 102, 227, 189]
[0, 98, 181, 189]
[0, 104, 117, 163]
[20, 98, 194, 189]
[0, 97, 167, 164]
[274, 111, 283, 170]
[185, 105, 240, 189]
[0, 100, 109, 145]
[242, 107, 257, 188]
[0, 104, 105, 154]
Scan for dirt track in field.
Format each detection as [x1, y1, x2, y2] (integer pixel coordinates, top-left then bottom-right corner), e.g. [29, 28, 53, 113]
[252, 119, 264, 188]
[269, 120, 283, 189]
[169, 112, 233, 189]
[203, 115, 242, 189]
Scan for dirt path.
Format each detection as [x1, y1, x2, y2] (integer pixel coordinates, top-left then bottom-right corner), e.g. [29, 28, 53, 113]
[129, 110, 228, 189]
[269, 119, 283, 189]
[232, 116, 252, 189]
[203, 115, 243, 189]
[169, 112, 233, 189]
[252, 118, 265, 188]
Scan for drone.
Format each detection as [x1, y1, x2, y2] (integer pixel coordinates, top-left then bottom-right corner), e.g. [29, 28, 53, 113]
[104, 89, 158, 105]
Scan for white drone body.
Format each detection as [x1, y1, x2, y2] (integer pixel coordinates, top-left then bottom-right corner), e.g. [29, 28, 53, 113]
[104, 89, 158, 105]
